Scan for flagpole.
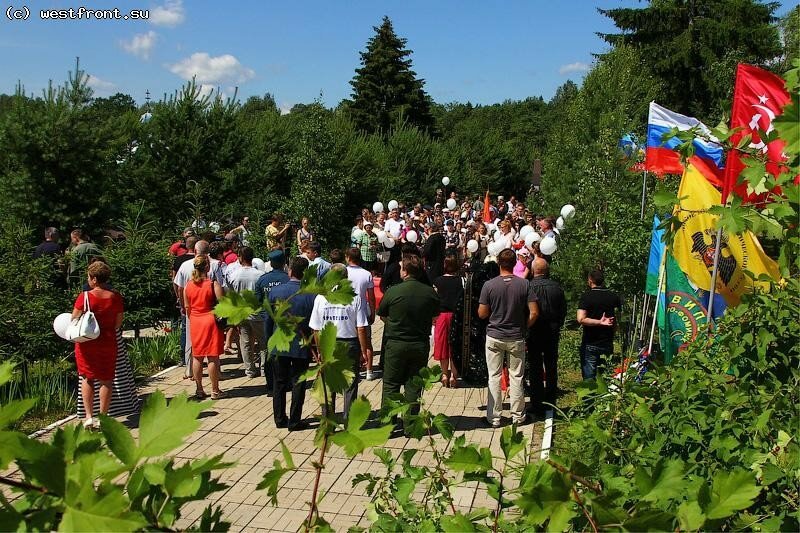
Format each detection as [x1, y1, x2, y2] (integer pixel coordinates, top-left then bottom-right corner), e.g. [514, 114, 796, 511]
[647, 247, 667, 356]
[705, 225, 724, 328]
[633, 170, 649, 347]
[639, 293, 650, 341]
[640, 170, 648, 219]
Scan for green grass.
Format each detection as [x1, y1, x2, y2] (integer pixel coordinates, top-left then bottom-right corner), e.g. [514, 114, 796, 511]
[554, 328, 583, 415]
[127, 331, 182, 380]
[0, 358, 76, 434]
[3, 331, 180, 435]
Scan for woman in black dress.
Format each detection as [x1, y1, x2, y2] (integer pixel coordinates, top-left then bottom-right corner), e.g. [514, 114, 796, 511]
[433, 257, 464, 387]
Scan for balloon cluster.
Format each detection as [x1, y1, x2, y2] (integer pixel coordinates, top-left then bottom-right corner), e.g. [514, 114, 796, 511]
[481, 203, 576, 258]
[364, 197, 576, 259]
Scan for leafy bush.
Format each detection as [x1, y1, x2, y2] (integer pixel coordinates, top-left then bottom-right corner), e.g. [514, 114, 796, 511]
[102, 218, 175, 333]
[555, 278, 799, 531]
[0, 221, 72, 365]
[0, 368, 230, 532]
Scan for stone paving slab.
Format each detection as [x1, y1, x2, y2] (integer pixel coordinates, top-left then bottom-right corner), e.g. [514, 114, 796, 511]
[5, 321, 545, 532]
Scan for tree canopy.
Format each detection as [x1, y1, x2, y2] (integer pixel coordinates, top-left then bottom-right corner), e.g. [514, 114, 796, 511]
[599, 0, 782, 121]
[347, 16, 435, 135]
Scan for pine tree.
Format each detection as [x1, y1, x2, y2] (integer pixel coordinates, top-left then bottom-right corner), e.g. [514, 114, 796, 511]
[599, 0, 782, 120]
[348, 16, 434, 135]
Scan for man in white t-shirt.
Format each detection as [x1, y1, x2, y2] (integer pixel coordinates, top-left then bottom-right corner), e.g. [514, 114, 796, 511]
[383, 209, 404, 240]
[229, 247, 266, 378]
[172, 240, 226, 368]
[309, 263, 369, 421]
[346, 247, 377, 380]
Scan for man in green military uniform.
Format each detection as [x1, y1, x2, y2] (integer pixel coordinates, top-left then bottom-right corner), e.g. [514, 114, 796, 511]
[377, 255, 440, 430]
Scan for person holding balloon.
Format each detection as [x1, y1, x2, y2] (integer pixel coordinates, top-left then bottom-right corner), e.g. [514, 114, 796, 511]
[495, 220, 516, 250]
[385, 210, 403, 240]
[72, 261, 125, 429]
[473, 222, 490, 262]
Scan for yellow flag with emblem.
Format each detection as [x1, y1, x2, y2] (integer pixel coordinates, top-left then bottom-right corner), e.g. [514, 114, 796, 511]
[671, 161, 780, 306]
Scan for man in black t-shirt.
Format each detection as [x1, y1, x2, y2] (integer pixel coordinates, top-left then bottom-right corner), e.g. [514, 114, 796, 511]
[527, 257, 566, 416]
[34, 227, 61, 258]
[577, 269, 621, 380]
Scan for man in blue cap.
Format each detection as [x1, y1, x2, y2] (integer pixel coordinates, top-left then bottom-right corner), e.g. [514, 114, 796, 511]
[255, 249, 289, 394]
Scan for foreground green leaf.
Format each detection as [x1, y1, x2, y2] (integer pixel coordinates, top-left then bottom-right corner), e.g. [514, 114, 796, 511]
[329, 397, 392, 457]
[137, 391, 209, 459]
[703, 470, 762, 520]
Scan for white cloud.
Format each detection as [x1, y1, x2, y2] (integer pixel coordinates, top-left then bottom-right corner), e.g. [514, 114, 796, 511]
[279, 101, 293, 115]
[168, 52, 255, 85]
[558, 62, 590, 75]
[121, 31, 157, 60]
[86, 74, 115, 91]
[198, 84, 228, 100]
[149, 0, 185, 27]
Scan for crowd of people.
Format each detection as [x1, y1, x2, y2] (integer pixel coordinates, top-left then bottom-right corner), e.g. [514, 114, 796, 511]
[54, 191, 621, 432]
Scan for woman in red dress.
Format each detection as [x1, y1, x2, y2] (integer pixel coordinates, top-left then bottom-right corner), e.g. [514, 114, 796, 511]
[184, 255, 225, 399]
[72, 261, 124, 428]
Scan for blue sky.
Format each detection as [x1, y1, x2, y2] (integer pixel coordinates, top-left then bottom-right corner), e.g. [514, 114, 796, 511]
[1, 1, 793, 111]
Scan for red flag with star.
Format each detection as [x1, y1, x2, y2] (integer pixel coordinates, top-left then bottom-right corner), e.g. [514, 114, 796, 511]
[722, 63, 791, 204]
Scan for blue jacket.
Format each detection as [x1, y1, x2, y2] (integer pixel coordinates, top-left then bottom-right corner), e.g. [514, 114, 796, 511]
[264, 279, 316, 359]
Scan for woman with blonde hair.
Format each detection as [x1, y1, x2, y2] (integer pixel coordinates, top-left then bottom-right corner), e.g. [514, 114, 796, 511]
[296, 217, 314, 249]
[184, 255, 225, 399]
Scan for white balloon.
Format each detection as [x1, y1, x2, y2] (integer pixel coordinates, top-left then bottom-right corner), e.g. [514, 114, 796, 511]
[384, 238, 395, 249]
[553, 228, 561, 235]
[485, 223, 496, 233]
[406, 230, 418, 243]
[446, 198, 457, 210]
[374, 230, 386, 243]
[387, 200, 398, 211]
[540, 236, 558, 255]
[252, 258, 266, 272]
[467, 239, 479, 253]
[53, 313, 72, 340]
[490, 241, 506, 256]
[493, 230, 505, 243]
[373, 202, 384, 214]
[556, 216, 565, 230]
[441, 176, 450, 186]
[561, 204, 576, 220]
[519, 225, 534, 238]
[352, 228, 364, 240]
[524, 232, 538, 247]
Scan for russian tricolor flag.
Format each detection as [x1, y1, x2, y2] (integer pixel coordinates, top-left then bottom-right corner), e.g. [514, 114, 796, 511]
[645, 102, 724, 177]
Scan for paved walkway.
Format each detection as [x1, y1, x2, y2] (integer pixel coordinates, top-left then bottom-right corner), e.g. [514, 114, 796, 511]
[18, 322, 547, 532]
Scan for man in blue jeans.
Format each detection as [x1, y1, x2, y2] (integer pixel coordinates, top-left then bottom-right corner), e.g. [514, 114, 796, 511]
[577, 269, 621, 380]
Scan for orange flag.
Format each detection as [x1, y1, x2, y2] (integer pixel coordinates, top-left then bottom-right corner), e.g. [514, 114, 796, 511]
[482, 189, 492, 221]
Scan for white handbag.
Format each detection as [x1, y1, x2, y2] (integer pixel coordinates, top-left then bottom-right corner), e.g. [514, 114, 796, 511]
[66, 292, 101, 343]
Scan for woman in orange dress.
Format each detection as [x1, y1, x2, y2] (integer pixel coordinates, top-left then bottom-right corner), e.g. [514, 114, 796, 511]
[184, 255, 225, 399]
[72, 261, 124, 429]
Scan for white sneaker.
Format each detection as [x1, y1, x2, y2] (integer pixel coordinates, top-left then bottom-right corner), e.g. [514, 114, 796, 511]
[82, 417, 94, 429]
